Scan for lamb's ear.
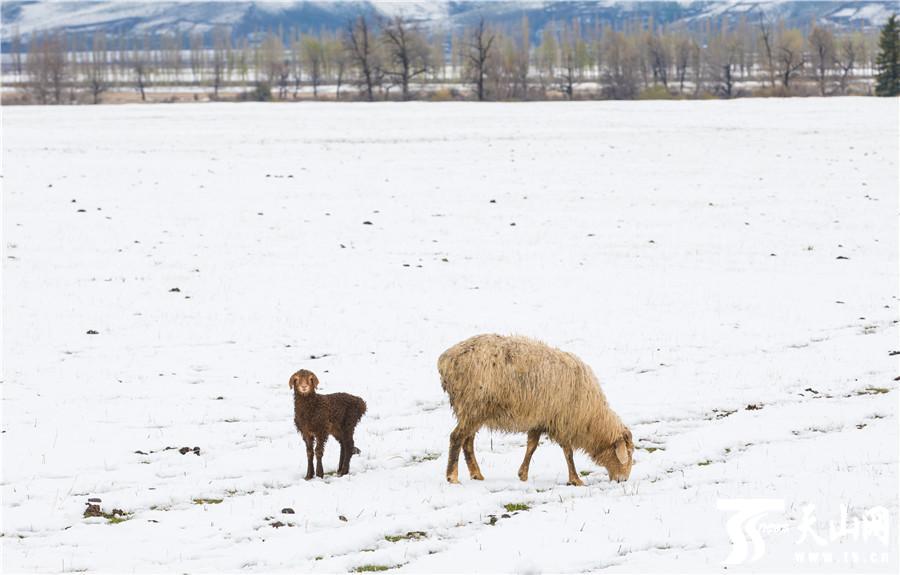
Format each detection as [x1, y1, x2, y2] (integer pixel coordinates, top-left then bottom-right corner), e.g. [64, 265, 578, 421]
[615, 438, 629, 464]
[288, 375, 296, 389]
[310, 373, 319, 389]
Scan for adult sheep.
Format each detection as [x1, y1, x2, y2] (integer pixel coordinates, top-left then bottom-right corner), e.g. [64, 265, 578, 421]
[438, 334, 633, 486]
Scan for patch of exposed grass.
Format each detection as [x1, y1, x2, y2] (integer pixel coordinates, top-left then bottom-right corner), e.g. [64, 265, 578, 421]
[580, 470, 591, 476]
[697, 460, 712, 466]
[503, 503, 530, 512]
[192, 498, 223, 505]
[412, 452, 441, 463]
[857, 387, 890, 395]
[385, 531, 427, 542]
[84, 504, 132, 524]
[639, 446, 665, 453]
[353, 565, 391, 572]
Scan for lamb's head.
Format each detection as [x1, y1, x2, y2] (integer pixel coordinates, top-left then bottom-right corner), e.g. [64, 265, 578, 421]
[289, 369, 319, 395]
[591, 427, 634, 482]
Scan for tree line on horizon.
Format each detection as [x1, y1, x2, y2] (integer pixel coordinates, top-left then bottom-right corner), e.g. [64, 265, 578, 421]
[6, 11, 899, 105]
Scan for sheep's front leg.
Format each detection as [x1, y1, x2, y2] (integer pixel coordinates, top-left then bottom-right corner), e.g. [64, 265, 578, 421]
[446, 424, 466, 484]
[518, 429, 542, 481]
[302, 433, 315, 480]
[315, 434, 326, 478]
[462, 434, 484, 480]
[563, 445, 584, 486]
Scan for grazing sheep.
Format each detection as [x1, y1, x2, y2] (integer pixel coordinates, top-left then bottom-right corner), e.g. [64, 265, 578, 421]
[438, 334, 634, 486]
[289, 369, 367, 479]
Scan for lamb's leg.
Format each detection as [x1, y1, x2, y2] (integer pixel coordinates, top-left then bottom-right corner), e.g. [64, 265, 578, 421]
[462, 433, 484, 480]
[315, 434, 326, 478]
[446, 424, 466, 484]
[518, 429, 542, 481]
[340, 434, 356, 476]
[563, 445, 584, 486]
[302, 433, 315, 481]
[337, 440, 347, 477]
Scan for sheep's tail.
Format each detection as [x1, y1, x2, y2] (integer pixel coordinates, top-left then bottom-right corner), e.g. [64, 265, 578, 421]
[352, 447, 361, 455]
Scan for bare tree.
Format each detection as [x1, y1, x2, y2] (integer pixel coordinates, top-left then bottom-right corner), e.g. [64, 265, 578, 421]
[602, 30, 639, 99]
[809, 25, 835, 96]
[381, 15, 430, 100]
[130, 34, 152, 101]
[211, 26, 230, 98]
[555, 22, 588, 99]
[757, 12, 777, 88]
[776, 27, 805, 90]
[537, 25, 557, 95]
[87, 31, 108, 104]
[706, 29, 740, 98]
[27, 31, 69, 104]
[673, 34, 694, 93]
[161, 32, 182, 82]
[25, 32, 49, 103]
[326, 31, 348, 100]
[345, 15, 381, 101]
[259, 32, 288, 97]
[11, 26, 23, 79]
[513, 15, 531, 100]
[297, 35, 320, 98]
[190, 31, 205, 84]
[646, 32, 669, 88]
[429, 28, 447, 82]
[467, 17, 496, 101]
[835, 34, 860, 94]
[289, 28, 303, 98]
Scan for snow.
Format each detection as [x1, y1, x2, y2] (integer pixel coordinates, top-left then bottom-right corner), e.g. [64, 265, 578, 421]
[2, 98, 898, 572]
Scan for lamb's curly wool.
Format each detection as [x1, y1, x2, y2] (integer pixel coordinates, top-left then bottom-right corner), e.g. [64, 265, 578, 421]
[438, 334, 633, 485]
[290, 369, 367, 479]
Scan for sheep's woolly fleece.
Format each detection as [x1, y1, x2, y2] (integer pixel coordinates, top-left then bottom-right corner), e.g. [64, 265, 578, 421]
[439, 333, 626, 449]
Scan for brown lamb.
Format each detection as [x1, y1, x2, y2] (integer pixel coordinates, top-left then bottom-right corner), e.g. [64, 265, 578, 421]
[289, 369, 367, 479]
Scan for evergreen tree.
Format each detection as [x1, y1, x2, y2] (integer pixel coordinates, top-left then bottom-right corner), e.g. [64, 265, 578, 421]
[875, 14, 900, 96]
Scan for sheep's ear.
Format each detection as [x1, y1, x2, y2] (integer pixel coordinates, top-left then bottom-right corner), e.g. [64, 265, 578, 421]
[311, 373, 319, 388]
[288, 375, 296, 389]
[615, 438, 629, 465]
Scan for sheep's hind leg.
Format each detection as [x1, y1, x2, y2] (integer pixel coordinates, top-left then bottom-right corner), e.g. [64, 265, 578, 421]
[446, 424, 467, 484]
[315, 434, 327, 478]
[337, 440, 347, 477]
[462, 433, 484, 480]
[563, 445, 584, 486]
[518, 429, 542, 481]
[302, 434, 315, 480]
[338, 434, 355, 476]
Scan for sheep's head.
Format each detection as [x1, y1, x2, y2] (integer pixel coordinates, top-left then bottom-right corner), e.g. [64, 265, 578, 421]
[289, 369, 319, 395]
[592, 427, 634, 482]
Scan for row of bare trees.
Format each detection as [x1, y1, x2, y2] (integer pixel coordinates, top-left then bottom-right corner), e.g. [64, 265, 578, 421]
[6, 13, 884, 104]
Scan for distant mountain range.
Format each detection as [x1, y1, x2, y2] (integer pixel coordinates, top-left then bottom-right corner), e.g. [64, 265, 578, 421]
[2, 1, 896, 47]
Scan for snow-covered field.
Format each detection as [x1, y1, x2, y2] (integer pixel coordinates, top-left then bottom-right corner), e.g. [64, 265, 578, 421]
[2, 99, 897, 573]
